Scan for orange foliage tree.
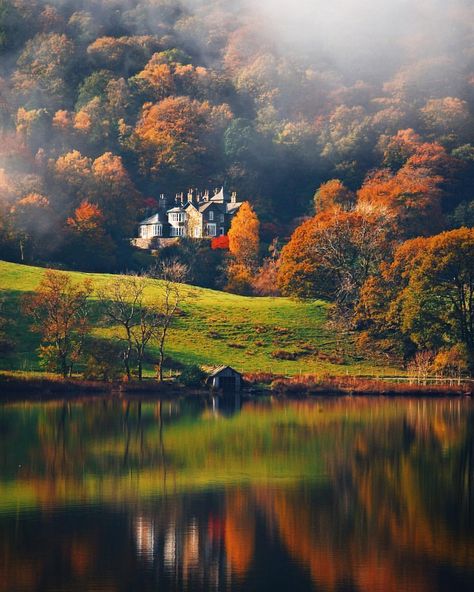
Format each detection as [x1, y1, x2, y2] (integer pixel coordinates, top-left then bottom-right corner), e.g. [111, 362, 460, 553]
[278, 208, 393, 307]
[132, 55, 175, 100]
[131, 96, 232, 180]
[314, 179, 355, 213]
[226, 201, 260, 294]
[357, 151, 446, 238]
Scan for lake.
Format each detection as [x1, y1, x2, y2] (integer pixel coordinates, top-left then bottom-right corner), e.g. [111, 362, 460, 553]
[0, 395, 473, 591]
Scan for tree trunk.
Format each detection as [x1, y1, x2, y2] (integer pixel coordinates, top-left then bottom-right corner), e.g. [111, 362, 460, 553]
[61, 356, 68, 379]
[138, 359, 143, 381]
[158, 348, 164, 382]
[124, 354, 131, 381]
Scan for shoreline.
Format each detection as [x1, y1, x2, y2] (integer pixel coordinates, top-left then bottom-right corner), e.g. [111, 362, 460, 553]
[0, 372, 472, 402]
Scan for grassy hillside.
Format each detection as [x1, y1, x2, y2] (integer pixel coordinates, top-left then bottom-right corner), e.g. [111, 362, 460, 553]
[0, 260, 398, 377]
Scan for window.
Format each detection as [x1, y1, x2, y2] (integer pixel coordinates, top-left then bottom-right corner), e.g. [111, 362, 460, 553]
[220, 214, 224, 223]
[170, 212, 185, 223]
[194, 227, 201, 238]
[171, 226, 185, 237]
[152, 224, 162, 237]
[209, 211, 214, 221]
[206, 223, 217, 236]
[220, 227, 225, 235]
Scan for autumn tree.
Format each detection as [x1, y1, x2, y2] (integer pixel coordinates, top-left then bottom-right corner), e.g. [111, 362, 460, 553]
[22, 270, 93, 377]
[278, 208, 393, 309]
[314, 179, 354, 213]
[53, 150, 92, 208]
[398, 228, 474, 373]
[131, 96, 232, 183]
[13, 33, 74, 109]
[87, 36, 160, 75]
[90, 152, 140, 239]
[357, 228, 474, 373]
[420, 97, 471, 145]
[65, 201, 116, 271]
[15, 107, 50, 152]
[357, 159, 445, 238]
[226, 201, 260, 294]
[228, 201, 260, 268]
[131, 54, 175, 101]
[380, 128, 421, 171]
[53, 150, 141, 243]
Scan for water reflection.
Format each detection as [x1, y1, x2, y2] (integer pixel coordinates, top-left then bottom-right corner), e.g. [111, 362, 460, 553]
[0, 397, 473, 591]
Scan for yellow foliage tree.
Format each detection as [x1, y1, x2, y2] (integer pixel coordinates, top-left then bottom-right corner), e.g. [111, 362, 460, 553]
[226, 202, 260, 294]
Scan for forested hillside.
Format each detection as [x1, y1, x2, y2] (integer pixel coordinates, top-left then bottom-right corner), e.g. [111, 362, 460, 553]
[0, 0, 473, 267]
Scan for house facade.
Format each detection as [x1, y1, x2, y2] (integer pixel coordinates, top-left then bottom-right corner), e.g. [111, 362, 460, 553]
[135, 188, 242, 249]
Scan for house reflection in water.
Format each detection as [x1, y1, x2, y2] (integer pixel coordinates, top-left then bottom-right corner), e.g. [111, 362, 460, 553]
[134, 516, 155, 561]
[133, 511, 234, 590]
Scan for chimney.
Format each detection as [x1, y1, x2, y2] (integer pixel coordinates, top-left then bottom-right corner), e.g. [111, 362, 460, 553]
[188, 188, 194, 203]
[231, 191, 237, 204]
[159, 193, 166, 209]
[203, 190, 209, 202]
[175, 193, 180, 205]
[180, 192, 184, 205]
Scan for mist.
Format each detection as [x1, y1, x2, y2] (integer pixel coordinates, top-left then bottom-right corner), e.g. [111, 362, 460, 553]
[246, 0, 472, 78]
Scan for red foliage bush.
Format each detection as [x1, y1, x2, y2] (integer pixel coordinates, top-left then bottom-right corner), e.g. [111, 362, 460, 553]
[211, 235, 229, 250]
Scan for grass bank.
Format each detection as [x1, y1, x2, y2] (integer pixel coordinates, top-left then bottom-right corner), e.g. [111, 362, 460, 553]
[0, 260, 400, 378]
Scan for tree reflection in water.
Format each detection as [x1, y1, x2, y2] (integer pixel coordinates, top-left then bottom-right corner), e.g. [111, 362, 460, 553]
[0, 397, 472, 592]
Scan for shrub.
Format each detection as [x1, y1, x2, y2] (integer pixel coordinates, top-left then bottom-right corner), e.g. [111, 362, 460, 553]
[179, 364, 207, 388]
[433, 344, 469, 377]
[83, 339, 123, 381]
[211, 235, 229, 250]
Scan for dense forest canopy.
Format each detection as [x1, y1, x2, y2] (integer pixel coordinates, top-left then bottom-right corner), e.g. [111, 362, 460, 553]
[0, 0, 473, 265]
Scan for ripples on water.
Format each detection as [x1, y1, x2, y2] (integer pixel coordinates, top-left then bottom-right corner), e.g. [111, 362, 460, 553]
[0, 395, 473, 592]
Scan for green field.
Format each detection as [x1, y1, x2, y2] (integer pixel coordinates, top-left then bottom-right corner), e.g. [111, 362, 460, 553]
[0, 260, 399, 377]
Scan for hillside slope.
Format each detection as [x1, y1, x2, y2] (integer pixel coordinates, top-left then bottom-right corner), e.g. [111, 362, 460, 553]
[0, 261, 397, 376]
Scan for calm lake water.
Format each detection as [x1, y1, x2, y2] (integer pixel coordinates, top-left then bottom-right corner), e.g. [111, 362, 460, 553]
[0, 395, 473, 592]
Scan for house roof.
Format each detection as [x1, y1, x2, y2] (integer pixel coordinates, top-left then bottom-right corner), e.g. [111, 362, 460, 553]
[226, 202, 243, 215]
[208, 365, 243, 378]
[139, 213, 165, 225]
[210, 187, 225, 202]
[167, 206, 185, 213]
[198, 201, 226, 214]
